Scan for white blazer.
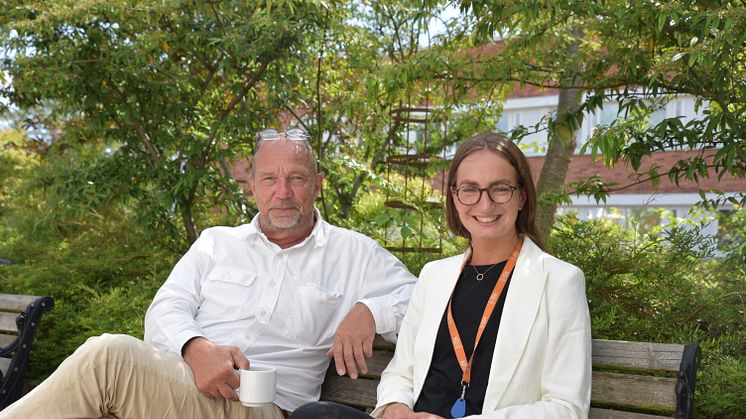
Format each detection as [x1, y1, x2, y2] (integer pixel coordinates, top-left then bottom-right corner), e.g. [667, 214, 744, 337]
[373, 237, 591, 418]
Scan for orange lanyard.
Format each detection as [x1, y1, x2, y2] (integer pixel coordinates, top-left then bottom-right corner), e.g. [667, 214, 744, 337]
[447, 236, 523, 386]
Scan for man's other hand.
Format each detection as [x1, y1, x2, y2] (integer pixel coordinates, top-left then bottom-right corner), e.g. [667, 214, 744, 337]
[182, 337, 250, 401]
[326, 302, 375, 379]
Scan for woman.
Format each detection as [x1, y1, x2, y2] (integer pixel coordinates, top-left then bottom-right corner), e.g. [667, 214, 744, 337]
[294, 132, 591, 418]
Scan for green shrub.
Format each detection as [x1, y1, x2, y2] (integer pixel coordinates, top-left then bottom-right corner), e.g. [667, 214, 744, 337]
[551, 214, 745, 418]
[695, 332, 746, 418]
[0, 206, 178, 383]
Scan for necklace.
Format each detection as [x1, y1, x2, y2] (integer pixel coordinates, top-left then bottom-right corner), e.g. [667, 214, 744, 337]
[472, 262, 500, 281]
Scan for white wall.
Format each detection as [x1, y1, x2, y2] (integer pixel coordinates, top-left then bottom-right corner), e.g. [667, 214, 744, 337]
[496, 93, 706, 156]
[557, 192, 737, 241]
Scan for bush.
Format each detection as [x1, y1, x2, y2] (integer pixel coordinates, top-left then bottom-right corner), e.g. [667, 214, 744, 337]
[0, 208, 178, 383]
[551, 214, 745, 418]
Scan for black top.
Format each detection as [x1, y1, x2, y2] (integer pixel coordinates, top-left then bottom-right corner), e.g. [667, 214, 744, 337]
[413, 260, 513, 417]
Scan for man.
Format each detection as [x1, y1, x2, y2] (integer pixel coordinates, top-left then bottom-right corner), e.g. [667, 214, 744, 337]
[0, 127, 415, 418]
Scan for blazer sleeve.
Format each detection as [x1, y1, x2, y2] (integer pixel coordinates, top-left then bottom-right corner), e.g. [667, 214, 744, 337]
[370, 261, 434, 417]
[468, 264, 592, 419]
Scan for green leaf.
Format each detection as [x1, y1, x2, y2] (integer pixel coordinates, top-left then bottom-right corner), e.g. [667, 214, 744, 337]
[373, 212, 390, 225]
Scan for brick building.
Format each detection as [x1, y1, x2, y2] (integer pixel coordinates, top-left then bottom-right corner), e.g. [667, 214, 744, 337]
[503, 87, 744, 238]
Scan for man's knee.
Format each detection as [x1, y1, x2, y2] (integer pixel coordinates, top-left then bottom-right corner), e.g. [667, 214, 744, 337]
[75, 333, 149, 364]
[81, 333, 141, 350]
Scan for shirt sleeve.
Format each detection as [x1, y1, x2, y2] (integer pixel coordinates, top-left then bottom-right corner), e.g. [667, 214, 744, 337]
[143, 232, 213, 356]
[356, 242, 417, 343]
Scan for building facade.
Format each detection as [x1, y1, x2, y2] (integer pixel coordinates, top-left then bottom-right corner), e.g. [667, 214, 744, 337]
[499, 87, 743, 240]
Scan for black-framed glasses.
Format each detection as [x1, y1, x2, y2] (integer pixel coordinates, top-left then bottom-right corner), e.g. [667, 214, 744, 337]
[452, 183, 520, 205]
[256, 127, 311, 142]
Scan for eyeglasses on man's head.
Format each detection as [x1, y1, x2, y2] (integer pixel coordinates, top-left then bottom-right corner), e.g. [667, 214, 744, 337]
[452, 183, 520, 205]
[256, 127, 311, 142]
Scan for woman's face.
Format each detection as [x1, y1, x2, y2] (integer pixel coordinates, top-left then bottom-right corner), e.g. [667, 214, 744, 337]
[452, 149, 526, 245]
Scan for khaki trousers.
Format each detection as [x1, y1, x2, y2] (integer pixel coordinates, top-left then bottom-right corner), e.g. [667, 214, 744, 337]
[0, 334, 285, 419]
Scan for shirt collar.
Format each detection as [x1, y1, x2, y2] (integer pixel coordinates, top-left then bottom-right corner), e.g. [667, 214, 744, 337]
[244, 208, 329, 249]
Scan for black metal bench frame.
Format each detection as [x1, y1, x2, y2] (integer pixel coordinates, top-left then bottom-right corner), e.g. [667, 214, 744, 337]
[0, 295, 54, 409]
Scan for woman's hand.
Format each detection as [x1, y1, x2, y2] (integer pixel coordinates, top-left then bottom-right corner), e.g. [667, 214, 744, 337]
[381, 403, 445, 419]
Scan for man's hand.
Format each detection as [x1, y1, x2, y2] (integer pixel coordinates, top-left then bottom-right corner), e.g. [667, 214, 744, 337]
[326, 303, 375, 379]
[182, 337, 250, 401]
[381, 403, 445, 419]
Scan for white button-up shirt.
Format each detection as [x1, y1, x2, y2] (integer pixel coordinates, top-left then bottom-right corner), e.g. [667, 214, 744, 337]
[144, 211, 416, 411]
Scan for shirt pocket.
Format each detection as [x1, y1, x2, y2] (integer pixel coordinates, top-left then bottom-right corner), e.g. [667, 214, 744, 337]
[288, 283, 343, 345]
[201, 267, 257, 319]
[297, 283, 343, 305]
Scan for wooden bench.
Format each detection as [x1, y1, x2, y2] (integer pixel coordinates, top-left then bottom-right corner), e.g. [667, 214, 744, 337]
[0, 293, 55, 409]
[321, 337, 700, 418]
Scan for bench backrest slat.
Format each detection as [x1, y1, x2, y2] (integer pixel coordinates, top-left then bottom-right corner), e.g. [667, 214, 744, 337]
[0, 357, 9, 377]
[320, 372, 680, 415]
[0, 312, 19, 334]
[0, 295, 39, 313]
[589, 407, 671, 418]
[321, 375, 378, 410]
[0, 334, 14, 348]
[592, 339, 684, 373]
[592, 371, 677, 412]
[358, 350, 395, 378]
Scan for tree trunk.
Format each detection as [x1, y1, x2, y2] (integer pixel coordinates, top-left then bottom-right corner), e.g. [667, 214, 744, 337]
[181, 200, 198, 245]
[535, 37, 584, 244]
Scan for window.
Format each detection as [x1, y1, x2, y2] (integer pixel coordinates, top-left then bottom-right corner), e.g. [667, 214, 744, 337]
[675, 100, 684, 117]
[496, 113, 509, 132]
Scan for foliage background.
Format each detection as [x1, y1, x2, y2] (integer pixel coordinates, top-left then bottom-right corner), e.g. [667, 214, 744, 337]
[1, 0, 744, 418]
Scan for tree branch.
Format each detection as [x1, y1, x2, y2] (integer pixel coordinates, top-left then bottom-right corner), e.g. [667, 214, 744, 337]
[196, 56, 222, 103]
[281, 104, 309, 131]
[109, 81, 161, 169]
[381, 4, 407, 62]
[198, 59, 271, 169]
[208, 0, 227, 37]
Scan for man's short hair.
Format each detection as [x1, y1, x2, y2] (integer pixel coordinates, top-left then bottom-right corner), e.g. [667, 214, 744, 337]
[251, 138, 318, 176]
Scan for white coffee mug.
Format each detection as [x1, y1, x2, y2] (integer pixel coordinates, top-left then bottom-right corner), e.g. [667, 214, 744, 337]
[239, 366, 277, 407]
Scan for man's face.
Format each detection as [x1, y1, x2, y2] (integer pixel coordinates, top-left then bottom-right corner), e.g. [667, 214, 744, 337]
[249, 140, 322, 239]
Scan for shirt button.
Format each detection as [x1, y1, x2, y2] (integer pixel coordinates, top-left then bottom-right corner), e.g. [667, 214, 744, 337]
[271, 281, 277, 287]
[245, 335, 251, 340]
[260, 309, 267, 316]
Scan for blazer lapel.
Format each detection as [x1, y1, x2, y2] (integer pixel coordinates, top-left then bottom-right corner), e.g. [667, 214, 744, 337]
[412, 250, 471, 396]
[482, 237, 548, 410]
